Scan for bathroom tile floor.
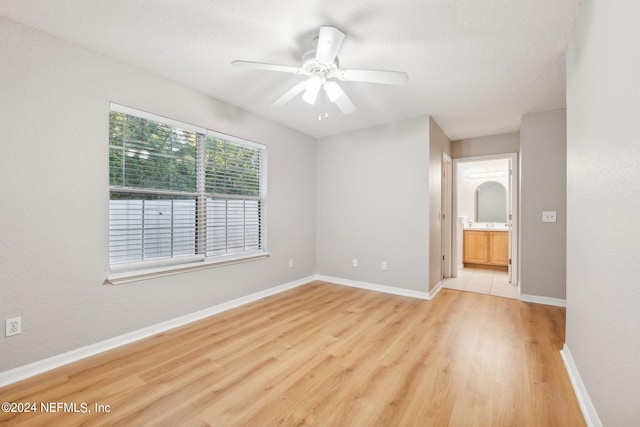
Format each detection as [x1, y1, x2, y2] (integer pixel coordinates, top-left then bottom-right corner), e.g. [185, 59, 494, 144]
[443, 267, 519, 299]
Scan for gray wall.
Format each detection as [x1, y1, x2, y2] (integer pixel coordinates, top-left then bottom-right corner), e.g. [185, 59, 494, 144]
[428, 117, 451, 290]
[566, 0, 640, 424]
[451, 132, 519, 159]
[0, 18, 316, 372]
[519, 109, 566, 299]
[316, 117, 431, 293]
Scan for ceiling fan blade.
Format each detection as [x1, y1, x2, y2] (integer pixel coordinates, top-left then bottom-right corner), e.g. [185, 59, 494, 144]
[315, 26, 345, 65]
[232, 60, 303, 75]
[333, 90, 357, 115]
[270, 81, 308, 107]
[339, 69, 409, 86]
[325, 81, 356, 114]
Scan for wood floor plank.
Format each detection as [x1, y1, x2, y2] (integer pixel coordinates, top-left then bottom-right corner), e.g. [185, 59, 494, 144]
[0, 282, 585, 426]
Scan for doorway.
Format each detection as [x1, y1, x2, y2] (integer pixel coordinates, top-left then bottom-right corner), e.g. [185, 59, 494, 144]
[447, 153, 519, 298]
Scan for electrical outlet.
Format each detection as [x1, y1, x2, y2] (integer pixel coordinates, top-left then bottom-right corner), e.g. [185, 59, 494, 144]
[352, 259, 358, 268]
[381, 262, 387, 271]
[6, 317, 22, 337]
[288, 258, 294, 268]
[542, 211, 557, 223]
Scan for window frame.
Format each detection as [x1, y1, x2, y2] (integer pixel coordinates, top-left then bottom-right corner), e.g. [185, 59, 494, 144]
[106, 103, 269, 285]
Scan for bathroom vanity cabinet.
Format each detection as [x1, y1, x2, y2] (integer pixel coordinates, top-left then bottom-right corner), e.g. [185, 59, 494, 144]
[463, 230, 509, 269]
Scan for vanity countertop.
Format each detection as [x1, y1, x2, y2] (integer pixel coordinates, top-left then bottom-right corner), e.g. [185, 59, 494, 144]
[464, 223, 509, 231]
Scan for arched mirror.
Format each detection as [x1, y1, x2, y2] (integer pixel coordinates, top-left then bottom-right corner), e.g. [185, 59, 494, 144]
[475, 181, 507, 223]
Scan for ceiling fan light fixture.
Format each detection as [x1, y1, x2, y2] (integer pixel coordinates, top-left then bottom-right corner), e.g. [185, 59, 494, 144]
[302, 75, 323, 104]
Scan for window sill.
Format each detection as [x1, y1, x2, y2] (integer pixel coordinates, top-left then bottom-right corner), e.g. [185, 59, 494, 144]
[105, 252, 270, 285]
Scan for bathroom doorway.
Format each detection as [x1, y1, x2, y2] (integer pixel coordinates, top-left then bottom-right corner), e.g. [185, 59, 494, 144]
[448, 153, 519, 298]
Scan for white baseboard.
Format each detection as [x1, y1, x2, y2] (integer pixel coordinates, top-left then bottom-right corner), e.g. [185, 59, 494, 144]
[314, 275, 431, 300]
[0, 275, 314, 388]
[429, 281, 443, 299]
[520, 293, 566, 307]
[560, 344, 603, 427]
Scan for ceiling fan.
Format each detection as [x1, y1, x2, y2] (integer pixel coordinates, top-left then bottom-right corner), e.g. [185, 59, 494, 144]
[232, 26, 409, 119]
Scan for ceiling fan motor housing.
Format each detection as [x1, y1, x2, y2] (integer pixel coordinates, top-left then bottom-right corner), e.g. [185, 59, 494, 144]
[301, 50, 339, 80]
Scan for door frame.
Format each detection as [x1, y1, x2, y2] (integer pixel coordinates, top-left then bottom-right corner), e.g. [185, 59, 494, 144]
[441, 153, 452, 279]
[451, 152, 518, 284]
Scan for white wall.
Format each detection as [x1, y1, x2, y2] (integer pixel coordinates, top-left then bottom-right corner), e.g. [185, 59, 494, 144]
[519, 109, 566, 300]
[565, 0, 640, 424]
[316, 117, 431, 292]
[0, 18, 316, 372]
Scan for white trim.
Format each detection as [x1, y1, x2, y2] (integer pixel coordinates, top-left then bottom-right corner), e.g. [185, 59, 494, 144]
[106, 252, 270, 285]
[442, 153, 453, 279]
[110, 102, 207, 134]
[560, 344, 603, 427]
[519, 293, 566, 307]
[451, 152, 519, 285]
[109, 254, 207, 273]
[315, 275, 431, 300]
[0, 275, 313, 387]
[206, 129, 266, 151]
[429, 281, 443, 299]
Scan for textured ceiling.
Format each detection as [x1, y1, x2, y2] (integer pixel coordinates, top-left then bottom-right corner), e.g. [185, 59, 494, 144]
[0, 0, 581, 140]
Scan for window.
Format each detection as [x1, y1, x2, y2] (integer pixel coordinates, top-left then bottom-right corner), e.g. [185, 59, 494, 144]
[108, 104, 266, 276]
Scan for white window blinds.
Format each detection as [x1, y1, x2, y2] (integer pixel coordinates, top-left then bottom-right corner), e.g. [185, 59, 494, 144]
[109, 104, 266, 270]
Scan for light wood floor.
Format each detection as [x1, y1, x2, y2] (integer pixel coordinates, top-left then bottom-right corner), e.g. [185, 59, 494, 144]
[0, 281, 585, 426]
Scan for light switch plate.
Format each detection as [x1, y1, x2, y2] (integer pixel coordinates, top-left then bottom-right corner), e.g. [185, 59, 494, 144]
[542, 211, 557, 222]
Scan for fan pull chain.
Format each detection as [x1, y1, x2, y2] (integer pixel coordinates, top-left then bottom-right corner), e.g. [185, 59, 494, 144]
[318, 87, 329, 120]
[318, 87, 324, 120]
